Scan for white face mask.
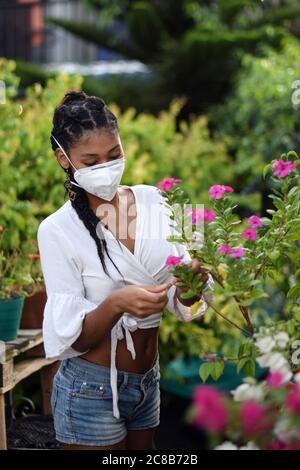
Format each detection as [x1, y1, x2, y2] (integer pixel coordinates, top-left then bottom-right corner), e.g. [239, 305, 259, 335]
[52, 134, 125, 201]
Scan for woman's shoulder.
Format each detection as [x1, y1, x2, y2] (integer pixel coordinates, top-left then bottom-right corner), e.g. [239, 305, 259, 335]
[134, 183, 159, 192]
[132, 183, 162, 201]
[37, 200, 73, 236]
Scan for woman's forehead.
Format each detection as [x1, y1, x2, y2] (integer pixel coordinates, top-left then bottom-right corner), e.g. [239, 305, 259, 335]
[72, 128, 121, 153]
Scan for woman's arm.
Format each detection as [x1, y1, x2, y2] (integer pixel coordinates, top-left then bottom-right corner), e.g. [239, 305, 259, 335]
[71, 293, 122, 352]
[72, 283, 170, 352]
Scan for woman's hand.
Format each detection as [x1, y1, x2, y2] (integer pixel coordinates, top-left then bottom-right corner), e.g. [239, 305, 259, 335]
[109, 283, 171, 319]
[173, 259, 209, 306]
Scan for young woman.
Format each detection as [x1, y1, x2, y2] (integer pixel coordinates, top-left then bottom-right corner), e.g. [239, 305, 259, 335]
[37, 91, 213, 451]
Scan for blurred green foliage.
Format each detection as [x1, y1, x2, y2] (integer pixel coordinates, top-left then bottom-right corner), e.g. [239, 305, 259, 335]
[0, 60, 83, 249]
[215, 37, 300, 195]
[0, 58, 237, 253]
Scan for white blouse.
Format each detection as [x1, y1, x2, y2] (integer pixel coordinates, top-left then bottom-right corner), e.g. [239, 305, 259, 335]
[37, 183, 213, 418]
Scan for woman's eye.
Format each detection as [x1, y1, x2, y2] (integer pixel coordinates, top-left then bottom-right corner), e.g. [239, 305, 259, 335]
[111, 155, 122, 160]
[86, 155, 122, 166]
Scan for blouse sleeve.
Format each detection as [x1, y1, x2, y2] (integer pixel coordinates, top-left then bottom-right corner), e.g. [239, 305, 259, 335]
[37, 218, 98, 359]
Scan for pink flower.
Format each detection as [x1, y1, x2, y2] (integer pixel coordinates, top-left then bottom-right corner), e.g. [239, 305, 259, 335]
[186, 208, 217, 224]
[228, 247, 245, 258]
[192, 210, 204, 224]
[192, 386, 229, 434]
[208, 185, 234, 200]
[165, 255, 184, 267]
[218, 244, 231, 254]
[247, 215, 263, 229]
[185, 208, 204, 224]
[223, 185, 234, 193]
[209, 185, 225, 200]
[240, 401, 269, 436]
[272, 159, 298, 178]
[157, 177, 182, 191]
[204, 210, 217, 223]
[286, 384, 300, 413]
[241, 228, 257, 240]
[266, 371, 284, 389]
[218, 245, 245, 257]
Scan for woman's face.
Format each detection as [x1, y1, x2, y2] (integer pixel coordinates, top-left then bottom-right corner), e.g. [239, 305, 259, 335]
[55, 128, 124, 172]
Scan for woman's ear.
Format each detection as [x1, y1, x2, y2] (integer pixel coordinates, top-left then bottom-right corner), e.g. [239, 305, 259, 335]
[54, 148, 69, 170]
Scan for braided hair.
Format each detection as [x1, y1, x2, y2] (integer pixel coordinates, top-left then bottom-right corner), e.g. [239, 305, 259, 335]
[51, 90, 124, 280]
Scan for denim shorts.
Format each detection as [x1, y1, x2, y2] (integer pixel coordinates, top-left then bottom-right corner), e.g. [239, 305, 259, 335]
[51, 354, 161, 447]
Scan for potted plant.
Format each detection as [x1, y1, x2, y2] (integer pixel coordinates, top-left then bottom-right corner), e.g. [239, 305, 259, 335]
[0, 226, 39, 341]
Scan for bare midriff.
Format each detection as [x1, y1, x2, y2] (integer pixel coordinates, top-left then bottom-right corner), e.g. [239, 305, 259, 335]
[80, 327, 159, 373]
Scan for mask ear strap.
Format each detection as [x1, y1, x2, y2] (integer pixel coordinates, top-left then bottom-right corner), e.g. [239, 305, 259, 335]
[51, 134, 78, 172]
[69, 180, 81, 188]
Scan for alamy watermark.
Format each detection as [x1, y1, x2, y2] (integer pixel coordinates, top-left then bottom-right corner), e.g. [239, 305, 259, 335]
[291, 80, 300, 106]
[292, 339, 300, 366]
[94, 199, 206, 251]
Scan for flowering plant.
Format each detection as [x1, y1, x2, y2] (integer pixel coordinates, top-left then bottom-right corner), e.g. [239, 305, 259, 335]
[157, 151, 300, 381]
[0, 226, 43, 300]
[187, 328, 300, 450]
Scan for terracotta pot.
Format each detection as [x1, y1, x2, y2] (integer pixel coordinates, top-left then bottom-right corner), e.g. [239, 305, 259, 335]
[20, 285, 47, 329]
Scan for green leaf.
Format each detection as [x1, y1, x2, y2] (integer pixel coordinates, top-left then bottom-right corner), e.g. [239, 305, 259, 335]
[243, 359, 256, 377]
[237, 357, 249, 375]
[180, 290, 197, 299]
[199, 362, 213, 383]
[210, 361, 225, 381]
[287, 284, 300, 300]
[287, 151, 298, 159]
[237, 358, 256, 376]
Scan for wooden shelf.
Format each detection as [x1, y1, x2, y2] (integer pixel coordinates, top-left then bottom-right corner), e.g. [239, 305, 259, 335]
[0, 329, 59, 450]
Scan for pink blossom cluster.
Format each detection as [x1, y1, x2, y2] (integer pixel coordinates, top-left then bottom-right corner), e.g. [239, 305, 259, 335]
[208, 185, 234, 200]
[192, 386, 228, 434]
[165, 255, 184, 267]
[272, 159, 298, 178]
[241, 215, 264, 241]
[185, 207, 217, 224]
[192, 373, 300, 449]
[217, 245, 245, 258]
[156, 177, 182, 191]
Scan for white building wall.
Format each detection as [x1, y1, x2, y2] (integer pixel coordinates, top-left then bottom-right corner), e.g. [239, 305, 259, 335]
[46, 0, 98, 63]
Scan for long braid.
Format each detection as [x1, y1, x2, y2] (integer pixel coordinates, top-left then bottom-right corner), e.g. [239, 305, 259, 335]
[51, 90, 124, 280]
